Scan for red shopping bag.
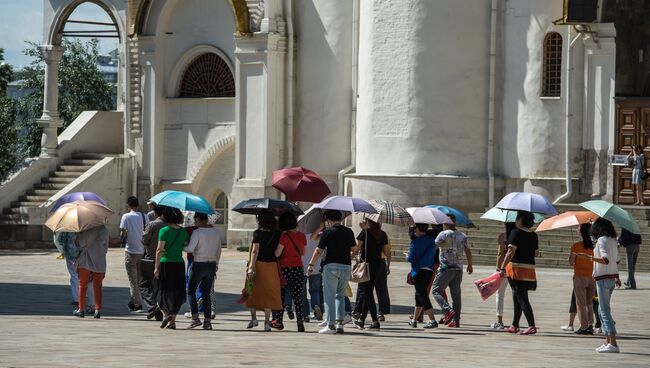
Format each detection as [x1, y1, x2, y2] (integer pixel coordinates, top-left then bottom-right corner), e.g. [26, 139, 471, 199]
[473, 272, 503, 300]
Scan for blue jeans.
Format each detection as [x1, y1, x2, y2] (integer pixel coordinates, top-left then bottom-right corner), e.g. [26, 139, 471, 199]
[301, 274, 323, 316]
[596, 278, 616, 336]
[66, 256, 93, 304]
[187, 262, 217, 319]
[322, 263, 351, 325]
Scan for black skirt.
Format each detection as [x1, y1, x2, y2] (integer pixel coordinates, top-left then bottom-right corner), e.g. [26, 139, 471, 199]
[156, 261, 186, 315]
[508, 277, 537, 292]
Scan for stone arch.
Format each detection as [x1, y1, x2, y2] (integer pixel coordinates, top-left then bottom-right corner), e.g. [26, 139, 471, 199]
[47, 0, 124, 46]
[128, 0, 152, 37]
[188, 135, 236, 183]
[167, 45, 235, 98]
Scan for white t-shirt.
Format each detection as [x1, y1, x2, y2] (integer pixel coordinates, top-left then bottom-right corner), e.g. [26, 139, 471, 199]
[184, 227, 222, 264]
[120, 211, 149, 254]
[302, 233, 321, 275]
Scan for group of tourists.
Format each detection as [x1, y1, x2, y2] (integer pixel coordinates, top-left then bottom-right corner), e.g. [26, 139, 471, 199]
[55, 196, 637, 354]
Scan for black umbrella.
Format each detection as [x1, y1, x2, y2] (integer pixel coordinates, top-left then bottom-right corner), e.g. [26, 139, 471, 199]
[232, 198, 304, 216]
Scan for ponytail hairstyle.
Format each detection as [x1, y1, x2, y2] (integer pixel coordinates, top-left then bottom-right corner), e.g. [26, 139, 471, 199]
[579, 223, 593, 249]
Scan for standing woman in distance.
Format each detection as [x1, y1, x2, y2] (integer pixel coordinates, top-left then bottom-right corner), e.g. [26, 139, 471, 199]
[627, 145, 645, 205]
[569, 223, 596, 335]
[245, 210, 282, 332]
[154, 207, 189, 329]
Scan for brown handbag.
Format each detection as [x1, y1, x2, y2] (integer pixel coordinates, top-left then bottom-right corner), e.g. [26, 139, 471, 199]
[350, 229, 370, 283]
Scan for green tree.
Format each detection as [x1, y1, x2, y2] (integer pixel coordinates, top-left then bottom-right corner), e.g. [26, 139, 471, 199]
[0, 49, 17, 180]
[16, 39, 115, 158]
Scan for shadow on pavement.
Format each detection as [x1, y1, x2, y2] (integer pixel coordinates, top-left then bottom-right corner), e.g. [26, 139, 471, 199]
[0, 282, 244, 317]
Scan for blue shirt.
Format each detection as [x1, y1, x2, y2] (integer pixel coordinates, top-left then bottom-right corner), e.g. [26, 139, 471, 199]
[408, 235, 436, 276]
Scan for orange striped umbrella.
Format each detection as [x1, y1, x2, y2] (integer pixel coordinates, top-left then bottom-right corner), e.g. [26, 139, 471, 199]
[535, 211, 598, 232]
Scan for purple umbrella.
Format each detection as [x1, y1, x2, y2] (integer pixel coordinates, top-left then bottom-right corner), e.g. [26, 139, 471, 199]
[51, 192, 108, 212]
[313, 195, 378, 214]
[495, 192, 557, 215]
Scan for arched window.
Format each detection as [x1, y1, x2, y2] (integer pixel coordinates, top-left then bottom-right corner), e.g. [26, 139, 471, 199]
[179, 53, 235, 98]
[541, 32, 563, 98]
[214, 192, 228, 226]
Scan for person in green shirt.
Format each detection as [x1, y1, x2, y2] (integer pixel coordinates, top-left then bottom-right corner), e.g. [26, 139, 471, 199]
[154, 207, 188, 330]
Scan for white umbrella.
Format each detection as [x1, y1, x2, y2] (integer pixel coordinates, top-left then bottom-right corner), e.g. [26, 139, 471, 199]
[406, 207, 453, 225]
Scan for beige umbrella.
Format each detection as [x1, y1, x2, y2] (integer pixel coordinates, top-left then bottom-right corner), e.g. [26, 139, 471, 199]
[45, 200, 114, 232]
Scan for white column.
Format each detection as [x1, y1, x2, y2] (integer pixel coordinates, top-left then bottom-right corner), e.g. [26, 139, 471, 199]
[36, 45, 64, 157]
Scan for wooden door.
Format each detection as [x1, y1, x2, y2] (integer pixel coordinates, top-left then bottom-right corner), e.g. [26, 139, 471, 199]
[614, 98, 650, 204]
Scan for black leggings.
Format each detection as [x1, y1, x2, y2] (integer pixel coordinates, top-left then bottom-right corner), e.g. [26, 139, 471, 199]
[356, 270, 379, 323]
[273, 267, 305, 323]
[511, 287, 535, 327]
[413, 269, 433, 310]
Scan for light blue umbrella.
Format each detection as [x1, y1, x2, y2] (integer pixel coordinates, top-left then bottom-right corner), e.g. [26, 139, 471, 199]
[579, 200, 641, 234]
[480, 207, 545, 223]
[425, 205, 474, 227]
[495, 192, 558, 215]
[149, 190, 215, 215]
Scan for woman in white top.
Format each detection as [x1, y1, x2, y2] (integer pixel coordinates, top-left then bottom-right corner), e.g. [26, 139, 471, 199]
[575, 218, 621, 353]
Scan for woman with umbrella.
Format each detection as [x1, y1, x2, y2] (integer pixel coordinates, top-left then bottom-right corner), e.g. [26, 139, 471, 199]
[498, 211, 539, 335]
[73, 224, 110, 319]
[353, 218, 390, 331]
[245, 210, 282, 332]
[154, 207, 188, 329]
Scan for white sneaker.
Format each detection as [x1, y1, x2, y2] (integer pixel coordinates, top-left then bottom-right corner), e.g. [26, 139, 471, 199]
[318, 320, 328, 327]
[490, 322, 505, 329]
[560, 325, 574, 331]
[343, 314, 353, 325]
[595, 344, 608, 352]
[595, 328, 602, 334]
[597, 344, 620, 353]
[184, 312, 192, 318]
[318, 326, 337, 334]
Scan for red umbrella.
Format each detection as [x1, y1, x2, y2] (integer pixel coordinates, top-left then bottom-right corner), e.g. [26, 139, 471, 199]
[272, 167, 331, 203]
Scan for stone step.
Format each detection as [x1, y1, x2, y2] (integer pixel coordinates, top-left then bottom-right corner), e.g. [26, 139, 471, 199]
[52, 171, 84, 178]
[19, 195, 51, 202]
[0, 213, 21, 221]
[63, 159, 100, 166]
[58, 165, 93, 171]
[27, 189, 58, 196]
[44, 177, 75, 184]
[71, 153, 109, 160]
[11, 201, 43, 208]
[34, 183, 67, 190]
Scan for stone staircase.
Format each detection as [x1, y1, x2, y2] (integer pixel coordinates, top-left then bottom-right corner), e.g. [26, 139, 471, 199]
[0, 153, 106, 225]
[390, 204, 650, 272]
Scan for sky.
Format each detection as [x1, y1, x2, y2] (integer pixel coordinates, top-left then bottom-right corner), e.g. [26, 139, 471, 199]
[0, 0, 118, 68]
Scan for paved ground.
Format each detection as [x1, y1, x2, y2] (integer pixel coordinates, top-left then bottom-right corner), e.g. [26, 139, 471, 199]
[0, 249, 649, 367]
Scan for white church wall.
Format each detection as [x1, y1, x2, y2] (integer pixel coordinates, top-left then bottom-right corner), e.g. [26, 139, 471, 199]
[293, 0, 353, 179]
[500, 0, 584, 182]
[356, 0, 490, 176]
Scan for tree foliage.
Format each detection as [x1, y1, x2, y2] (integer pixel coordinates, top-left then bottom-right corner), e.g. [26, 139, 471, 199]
[16, 39, 116, 159]
[0, 49, 17, 180]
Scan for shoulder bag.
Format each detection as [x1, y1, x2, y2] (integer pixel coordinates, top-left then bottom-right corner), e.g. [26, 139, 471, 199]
[351, 229, 370, 283]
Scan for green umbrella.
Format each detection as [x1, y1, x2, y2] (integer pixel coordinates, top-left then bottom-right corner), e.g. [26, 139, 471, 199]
[480, 207, 545, 223]
[579, 200, 641, 234]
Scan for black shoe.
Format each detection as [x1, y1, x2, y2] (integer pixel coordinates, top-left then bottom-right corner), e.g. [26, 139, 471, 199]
[575, 327, 592, 335]
[129, 304, 142, 312]
[147, 308, 158, 320]
[287, 309, 295, 320]
[408, 314, 424, 323]
[378, 314, 385, 322]
[368, 322, 380, 330]
[73, 309, 85, 318]
[297, 323, 305, 332]
[353, 320, 365, 330]
[94, 310, 101, 319]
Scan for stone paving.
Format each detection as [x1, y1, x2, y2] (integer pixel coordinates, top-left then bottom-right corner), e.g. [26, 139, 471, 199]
[0, 248, 649, 367]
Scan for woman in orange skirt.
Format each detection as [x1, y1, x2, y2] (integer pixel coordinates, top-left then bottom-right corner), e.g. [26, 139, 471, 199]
[245, 210, 282, 331]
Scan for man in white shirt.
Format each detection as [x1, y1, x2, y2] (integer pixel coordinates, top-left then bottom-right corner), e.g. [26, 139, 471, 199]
[184, 212, 222, 330]
[119, 196, 149, 312]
